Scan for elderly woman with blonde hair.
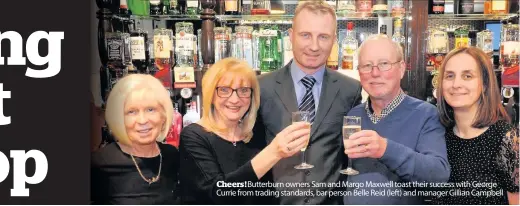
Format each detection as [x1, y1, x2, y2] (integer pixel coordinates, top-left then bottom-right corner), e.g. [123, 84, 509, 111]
[179, 58, 311, 204]
[91, 74, 179, 204]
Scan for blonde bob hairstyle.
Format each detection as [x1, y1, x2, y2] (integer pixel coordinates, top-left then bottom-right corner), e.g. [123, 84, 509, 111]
[199, 58, 260, 142]
[104, 74, 174, 146]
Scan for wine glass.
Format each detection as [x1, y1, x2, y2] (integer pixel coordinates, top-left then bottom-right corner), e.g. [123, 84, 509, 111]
[292, 111, 313, 170]
[340, 116, 361, 175]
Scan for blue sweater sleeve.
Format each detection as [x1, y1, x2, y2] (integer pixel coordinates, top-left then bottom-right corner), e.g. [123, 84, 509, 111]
[379, 106, 450, 183]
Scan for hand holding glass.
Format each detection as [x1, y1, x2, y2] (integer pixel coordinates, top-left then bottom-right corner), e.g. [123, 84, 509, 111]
[292, 111, 313, 170]
[340, 116, 361, 175]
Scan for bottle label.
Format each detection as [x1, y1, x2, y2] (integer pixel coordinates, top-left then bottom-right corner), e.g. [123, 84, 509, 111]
[502, 41, 520, 56]
[154, 35, 172, 59]
[225, 0, 238, 12]
[187, 0, 198, 8]
[176, 32, 194, 55]
[357, 0, 372, 12]
[130, 36, 146, 60]
[433, 5, 444, 12]
[492, 1, 506, 11]
[107, 38, 124, 61]
[150, 0, 160, 5]
[170, 0, 177, 7]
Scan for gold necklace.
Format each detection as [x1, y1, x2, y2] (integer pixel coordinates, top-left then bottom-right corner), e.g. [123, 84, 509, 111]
[130, 148, 162, 185]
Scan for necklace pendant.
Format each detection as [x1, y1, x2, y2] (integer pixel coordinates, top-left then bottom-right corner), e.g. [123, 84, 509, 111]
[233, 142, 237, 146]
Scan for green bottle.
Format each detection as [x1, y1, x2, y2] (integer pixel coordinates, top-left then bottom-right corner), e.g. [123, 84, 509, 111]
[128, 0, 150, 16]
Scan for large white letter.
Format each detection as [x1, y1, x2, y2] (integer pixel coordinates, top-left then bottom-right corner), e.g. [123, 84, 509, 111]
[0, 83, 11, 126]
[0, 152, 9, 183]
[10, 150, 48, 197]
[25, 31, 64, 78]
[0, 31, 26, 65]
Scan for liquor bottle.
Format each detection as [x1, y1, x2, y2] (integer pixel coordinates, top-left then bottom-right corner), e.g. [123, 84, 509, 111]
[162, 0, 170, 14]
[214, 27, 232, 62]
[476, 30, 494, 64]
[454, 26, 470, 49]
[432, 0, 445, 14]
[270, 0, 285, 14]
[165, 103, 183, 148]
[154, 28, 174, 90]
[251, 0, 270, 15]
[169, 0, 181, 14]
[130, 22, 149, 73]
[373, 0, 388, 16]
[341, 22, 358, 70]
[327, 38, 339, 70]
[183, 101, 200, 128]
[106, 32, 126, 68]
[491, 0, 509, 14]
[274, 25, 284, 69]
[392, 19, 406, 52]
[178, 0, 187, 14]
[235, 26, 254, 67]
[121, 24, 133, 68]
[336, 0, 356, 17]
[500, 19, 519, 69]
[460, 0, 474, 14]
[259, 27, 279, 73]
[380, 25, 387, 35]
[150, 0, 162, 15]
[283, 30, 293, 67]
[119, 0, 130, 15]
[225, 0, 242, 15]
[186, 0, 199, 15]
[147, 38, 157, 74]
[427, 25, 449, 54]
[390, 0, 405, 17]
[356, 0, 373, 18]
[175, 22, 195, 67]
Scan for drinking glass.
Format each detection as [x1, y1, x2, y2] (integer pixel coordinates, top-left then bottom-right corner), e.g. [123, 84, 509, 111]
[340, 116, 361, 175]
[292, 111, 313, 170]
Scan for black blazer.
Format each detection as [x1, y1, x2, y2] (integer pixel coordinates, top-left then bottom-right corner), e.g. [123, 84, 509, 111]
[253, 62, 363, 205]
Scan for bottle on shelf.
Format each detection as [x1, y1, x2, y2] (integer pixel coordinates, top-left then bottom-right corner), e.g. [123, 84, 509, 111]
[336, 0, 356, 17]
[150, 0, 162, 15]
[432, 0, 445, 14]
[341, 22, 358, 70]
[169, 0, 180, 14]
[165, 103, 183, 148]
[380, 24, 387, 35]
[500, 18, 519, 70]
[153, 28, 174, 90]
[283, 30, 293, 67]
[373, 0, 388, 16]
[251, 0, 270, 15]
[426, 25, 449, 54]
[235, 26, 254, 68]
[491, 0, 509, 14]
[129, 21, 149, 74]
[392, 19, 406, 52]
[327, 38, 339, 70]
[214, 27, 232, 62]
[258, 26, 281, 73]
[390, 0, 405, 17]
[356, 0, 373, 18]
[476, 29, 494, 65]
[186, 0, 199, 15]
[128, 0, 150, 16]
[183, 101, 200, 128]
[224, 0, 242, 15]
[119, 0, 130, 15]
[454, 26, 470, 49]
[460, 0, 475, 14]
[175, 22, 195, 67]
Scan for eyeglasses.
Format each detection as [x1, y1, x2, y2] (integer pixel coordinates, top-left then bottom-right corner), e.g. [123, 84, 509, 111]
[358, 61, 402, 73]
[216, 87, 253, 98]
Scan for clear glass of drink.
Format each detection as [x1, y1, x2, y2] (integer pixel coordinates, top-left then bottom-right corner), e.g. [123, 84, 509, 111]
[292, 111, 313, 170]
[340, 116, 361, 175]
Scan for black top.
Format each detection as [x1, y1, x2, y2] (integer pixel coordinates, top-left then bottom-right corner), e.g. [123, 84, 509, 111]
[433, 120, 519, 205]
[91, 142, 180, 204]
[178, 123, 277, 205]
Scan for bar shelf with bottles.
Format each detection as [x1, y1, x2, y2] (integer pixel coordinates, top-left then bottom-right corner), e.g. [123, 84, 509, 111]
[424, 0, 519, 124]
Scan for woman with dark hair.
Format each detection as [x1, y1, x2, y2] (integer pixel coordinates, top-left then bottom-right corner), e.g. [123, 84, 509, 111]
[434, 47, 518, 205]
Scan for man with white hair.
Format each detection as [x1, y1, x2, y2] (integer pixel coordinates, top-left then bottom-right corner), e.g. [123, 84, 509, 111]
[342, 34, 450, 204]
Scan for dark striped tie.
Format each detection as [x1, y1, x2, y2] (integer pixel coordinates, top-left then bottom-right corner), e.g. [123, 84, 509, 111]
[299, 76, 316, 123]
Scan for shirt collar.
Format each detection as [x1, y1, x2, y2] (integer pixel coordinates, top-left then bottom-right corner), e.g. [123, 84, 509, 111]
[365, 89, 406, 114]
[290, 60, 325, 85]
